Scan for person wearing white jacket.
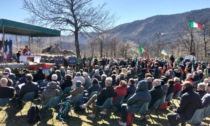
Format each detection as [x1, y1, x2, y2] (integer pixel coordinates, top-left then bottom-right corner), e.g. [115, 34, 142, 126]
[72, 72, 85, 90]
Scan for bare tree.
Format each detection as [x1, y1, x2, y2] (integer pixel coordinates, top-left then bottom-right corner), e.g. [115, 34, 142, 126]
[200, 19, 210, 57]
[88, 38, 97, 57]
[108, 36, 120, 58]
[23, 0, 115, 58]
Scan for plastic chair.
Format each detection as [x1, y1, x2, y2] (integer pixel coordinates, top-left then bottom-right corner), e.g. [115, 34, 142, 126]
[149, 98, 163, 124]
[88, 91, 98, 99]
[172, 91, 181, 107]
[187, 107, 205, 125]
[42, 96, 61, 108]
[71, 93, 83, 106]
[63, 87, 71, 94]
[113, 96, 124, 106]
[138, 102, 149, 115]
[159, 96, 166, 105]
[204, 105, 210, 117]
[22, 92, 35, 106]
[0, 98, 10, 121]
[0, 98, 10, 107]
[165, 93, 174, 102]
[95, 98, 113, 121]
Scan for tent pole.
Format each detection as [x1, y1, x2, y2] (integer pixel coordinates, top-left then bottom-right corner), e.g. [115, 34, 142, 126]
[2, 26, 5, 51]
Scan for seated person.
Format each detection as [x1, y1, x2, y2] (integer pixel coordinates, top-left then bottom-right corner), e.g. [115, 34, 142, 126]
[166, 79, 175, 97]
[17, 74, 39, 98]
[173, 77, 182, 97]
[119, 80, 151, 126]
[69, 81, 84, 103]
[60, 74, 73, 90]
[113, 80, 127, 103]
[2, 71, 13, 87]
[196, 83, 207, 99]
[87, 78, 101, 96]
[41, 74, 62, 105]
[33, 68, 45, 82]
[167, 82, 201, 126]
[201, 83, 210, 108]
[124, 78, 136, 102]
[0, 78, 15, 98]
[80, 77, 116, 118]
[149, 79, 164, 109]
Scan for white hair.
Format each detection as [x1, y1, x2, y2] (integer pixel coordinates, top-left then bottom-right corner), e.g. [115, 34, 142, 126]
[83, 72, 88, 77]
[0, 78, 8, 86]
[153, 79, 161, 86]
[51, 74, 58, 80]
[105, 77, 112, 86]
[174, 77, 180, 82]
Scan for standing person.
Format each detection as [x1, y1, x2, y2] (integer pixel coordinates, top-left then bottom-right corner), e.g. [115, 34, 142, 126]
[22, 46, 29, 55]
[167, 82, 201, 126]
[16, 51, 21, 63]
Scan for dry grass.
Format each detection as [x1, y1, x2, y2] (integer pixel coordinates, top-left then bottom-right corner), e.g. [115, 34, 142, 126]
[0, 100, 209, 126]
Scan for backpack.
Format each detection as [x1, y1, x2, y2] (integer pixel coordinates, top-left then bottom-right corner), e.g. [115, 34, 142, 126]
[27, 105, 40, 123]
[56, 101, 71, 121]
[73, 102, 84, 112]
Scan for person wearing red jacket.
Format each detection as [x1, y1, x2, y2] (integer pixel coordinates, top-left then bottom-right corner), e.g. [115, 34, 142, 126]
[173, 77, 182, 97]
[113, 80, 127, 103]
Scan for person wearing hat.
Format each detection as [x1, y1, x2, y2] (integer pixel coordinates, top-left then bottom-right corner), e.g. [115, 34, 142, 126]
[72, 72, 85, 90]
[167, 81, 201, 126]
[69, 80, 84, 101]
[119, 80, 151, 126]
[201, 83, 210, 108]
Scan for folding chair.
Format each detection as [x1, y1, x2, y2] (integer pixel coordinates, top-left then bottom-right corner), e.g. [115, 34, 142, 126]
[95, 98, 113, 122]
[149, 98, 162, 124]
[172, 91, 181, 107]
[165, 93, 174, 102]
[63, 87, 71, 95]
[112, 96, 124, 118]
[204, 105, 210, 117]
[186, 107, 205, 125]
[21, 92, 35, 108]
[0, 98, 10, 121]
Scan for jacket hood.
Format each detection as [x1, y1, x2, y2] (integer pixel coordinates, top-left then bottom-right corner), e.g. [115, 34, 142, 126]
[137, 80, 148, 91]
[46, 81, 59, 89]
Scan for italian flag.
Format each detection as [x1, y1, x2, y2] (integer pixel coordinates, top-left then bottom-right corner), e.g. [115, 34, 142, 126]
[189, 21, 202, 28]
[139, 46, 146, 55]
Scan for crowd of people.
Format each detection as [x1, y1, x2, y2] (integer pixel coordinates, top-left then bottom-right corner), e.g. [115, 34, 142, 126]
[0, 54, 210, 126]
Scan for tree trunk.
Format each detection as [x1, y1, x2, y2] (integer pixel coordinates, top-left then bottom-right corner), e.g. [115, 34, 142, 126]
[74, 30, 81, 58]
[100, 42, 103, 58]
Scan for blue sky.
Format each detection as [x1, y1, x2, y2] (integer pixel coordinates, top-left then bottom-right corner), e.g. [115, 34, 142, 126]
[1, 0, 210, 26]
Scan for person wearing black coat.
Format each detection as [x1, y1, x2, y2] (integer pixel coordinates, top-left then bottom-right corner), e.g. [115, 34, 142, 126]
[0, 78, 15, 98]
[124, 79, 136, 102]
[33, 68, 45, 82]
[18, 74, 39, 98]
[167, 82, 202, 126]
[80, 77, 116, 118]
[60, 74, 72, 90]
[149, 79, 164, 109]
[166, 79, 175, 96]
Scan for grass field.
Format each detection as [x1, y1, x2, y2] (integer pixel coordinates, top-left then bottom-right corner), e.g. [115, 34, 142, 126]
[0, 100, 210, 126]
